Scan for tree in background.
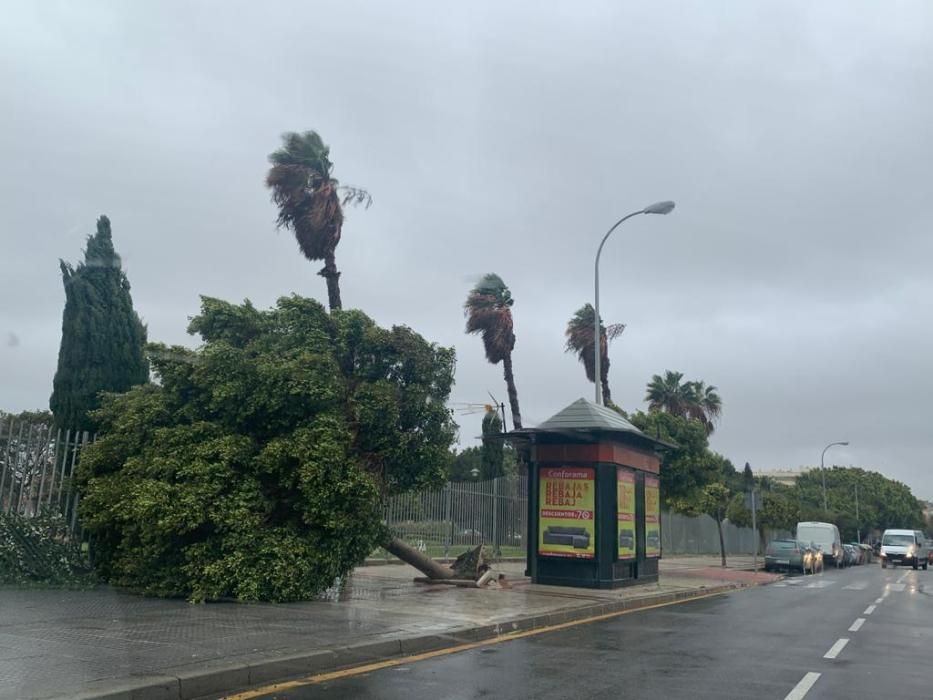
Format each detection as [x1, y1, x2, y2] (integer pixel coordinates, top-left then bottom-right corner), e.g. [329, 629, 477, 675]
[645, 370, 691, 417]
[50, 216, 148, 431]
[77, 295, 457, 602]
[449, 446, 482, 482]
[644, 371, 722, 435]
[629, 410, 733, 509]
[464, 274, 523, 430]
[564, 304, 626, 405]
[266, 131, 371, 311]
[480, 408, 505, 479]
[742, 462, 755, 493]
[686, 381, 723, 434]
[700, 482, 732, 567]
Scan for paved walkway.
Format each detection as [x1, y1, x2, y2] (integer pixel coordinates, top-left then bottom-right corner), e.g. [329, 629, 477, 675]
[0, 557, 778, 700]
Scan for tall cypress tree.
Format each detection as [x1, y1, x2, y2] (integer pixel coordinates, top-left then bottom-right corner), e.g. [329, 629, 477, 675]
[50, 216, 149, 431]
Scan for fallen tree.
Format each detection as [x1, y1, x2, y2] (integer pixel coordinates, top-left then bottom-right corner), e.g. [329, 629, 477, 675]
[77, 296, 460, 601]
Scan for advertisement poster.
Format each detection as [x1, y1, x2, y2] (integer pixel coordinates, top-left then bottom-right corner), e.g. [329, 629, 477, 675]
[617, 469, 636, 559]
[645, 475, 661, 557]
[538, 467, 595, 558]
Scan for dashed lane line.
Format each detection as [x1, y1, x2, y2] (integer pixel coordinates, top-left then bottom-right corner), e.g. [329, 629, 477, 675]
[863, 604, 876, 615]
[783, 672, 821, 700]
[823, 638, 849, 659]
[848, 618, 865, 632]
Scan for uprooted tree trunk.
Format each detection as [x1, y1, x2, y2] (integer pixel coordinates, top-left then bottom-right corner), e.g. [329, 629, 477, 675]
[382, 535, 489, 581]
[382, 535, 455, 580]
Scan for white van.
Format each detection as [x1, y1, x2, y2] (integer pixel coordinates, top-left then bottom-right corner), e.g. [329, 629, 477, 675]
[796, 521, 843, 568]
[880, 529, 929, 570]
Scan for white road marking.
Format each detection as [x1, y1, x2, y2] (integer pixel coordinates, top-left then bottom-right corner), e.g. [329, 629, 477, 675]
[783, 672, 821, 700]
[824, 638, 850, 659]
[874, 597, 883, 604]
[886, 583, 905, 592]
[849, 618, 865, 632]
[863, 605, 876, 615]
[804, 580, 836, 589]
[842, 581, 868, 590]
[897, 571, 911, 583]
[881, 588, 891, 598]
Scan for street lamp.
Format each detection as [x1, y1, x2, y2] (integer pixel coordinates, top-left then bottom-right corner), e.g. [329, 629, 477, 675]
[820, 441, 849, 514]
[593, 201, 675, 405]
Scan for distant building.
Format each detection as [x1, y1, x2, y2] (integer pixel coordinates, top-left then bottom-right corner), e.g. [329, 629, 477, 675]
[755, 468, 811, 487]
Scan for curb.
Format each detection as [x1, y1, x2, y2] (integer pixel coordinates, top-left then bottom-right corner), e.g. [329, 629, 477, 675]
[69, 580, 755, 700]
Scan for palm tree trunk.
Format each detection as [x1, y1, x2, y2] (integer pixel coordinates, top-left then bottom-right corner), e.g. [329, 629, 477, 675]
[601, 377, 612, 404]
[716, 516, 727, 567]
[382, 534, 455, 580]
[319, 252, 342, 311]
[502, 353, 523, 430]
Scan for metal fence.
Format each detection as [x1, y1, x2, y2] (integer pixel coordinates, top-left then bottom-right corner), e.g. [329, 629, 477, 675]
[1, 418, 788, 557]
[661, 510, 790, 555]
[379, 475, 529, 561]
[381, 474, 790, 561]
[0, 418, 91, 536]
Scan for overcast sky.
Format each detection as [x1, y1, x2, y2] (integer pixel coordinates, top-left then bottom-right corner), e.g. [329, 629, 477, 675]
[2, 1, 931, 500]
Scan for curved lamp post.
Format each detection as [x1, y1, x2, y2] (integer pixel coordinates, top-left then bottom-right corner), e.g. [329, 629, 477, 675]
[593, 200, 675, 405]
[820, 441, 849, 514]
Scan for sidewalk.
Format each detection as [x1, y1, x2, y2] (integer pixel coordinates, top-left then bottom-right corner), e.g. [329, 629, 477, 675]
[0, 557, 779, 700]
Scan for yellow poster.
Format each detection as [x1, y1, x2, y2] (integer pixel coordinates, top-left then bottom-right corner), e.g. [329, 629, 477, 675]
[617, 469, 636, 559]
[645, 475, 661, 557]
[538, 467, 595, 559]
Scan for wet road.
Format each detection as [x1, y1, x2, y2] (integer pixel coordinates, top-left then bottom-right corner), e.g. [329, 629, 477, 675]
[237, 564, 933, 700]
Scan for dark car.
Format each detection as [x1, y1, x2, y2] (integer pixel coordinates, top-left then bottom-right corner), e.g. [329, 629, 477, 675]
[765, 539, 819, 574]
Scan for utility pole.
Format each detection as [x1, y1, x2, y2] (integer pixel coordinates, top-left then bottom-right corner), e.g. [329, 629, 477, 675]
[751, 488, 758, 573]
[855, 482, 860, 543]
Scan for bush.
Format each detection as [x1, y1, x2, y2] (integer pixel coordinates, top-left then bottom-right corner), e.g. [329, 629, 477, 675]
[0, 512, 94, 586]
[77, 296, 456, 602]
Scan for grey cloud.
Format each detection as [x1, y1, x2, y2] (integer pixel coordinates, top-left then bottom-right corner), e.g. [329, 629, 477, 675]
[1, 0, 931, 500]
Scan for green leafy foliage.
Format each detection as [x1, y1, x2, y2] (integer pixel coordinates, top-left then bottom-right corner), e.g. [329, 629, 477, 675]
[726, 467, 923, 543]
[50, 216, 149, 431]
[629, 410, 735, 510]
[77, 295, 456, 602]
[0, 512, 95, 587]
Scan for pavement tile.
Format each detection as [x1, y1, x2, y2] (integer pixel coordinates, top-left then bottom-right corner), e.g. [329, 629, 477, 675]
[0, 557, 763, 700]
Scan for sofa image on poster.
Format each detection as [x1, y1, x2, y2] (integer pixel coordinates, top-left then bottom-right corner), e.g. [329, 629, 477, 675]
[542, 526, 591, 549]
[618, 529, 635, 550]
[646, 533, 661, 550]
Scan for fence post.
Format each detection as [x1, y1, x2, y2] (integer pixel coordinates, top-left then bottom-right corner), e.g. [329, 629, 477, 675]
[51, 429, 71, 510]
[5, 421, 25, 515]
[13, 423, 37, 515]
[492, 477, 500, 557]
[36, 427, 60, 510]
[444, 482, 452, 562]
[0, 418, 13, 512]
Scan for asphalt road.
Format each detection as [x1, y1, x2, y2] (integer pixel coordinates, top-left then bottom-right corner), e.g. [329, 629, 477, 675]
[235, 563, 932, 700]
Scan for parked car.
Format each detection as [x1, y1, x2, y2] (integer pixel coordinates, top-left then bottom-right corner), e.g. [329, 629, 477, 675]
[858, 543, 873, 564]
[879, 529, 930, 570]
[842, 544, 860, 567]
[765, 539, 820, 574]
[797, 522, 844, 568]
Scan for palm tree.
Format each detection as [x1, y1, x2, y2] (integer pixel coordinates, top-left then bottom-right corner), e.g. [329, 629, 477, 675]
[645, 371, 723, 435]
[564, 304, 626, 405]
[645, 370, 692, 417]
[266, 131, 371, 311]
[685, 381, 723, 434]
[464, 274, 522, 430]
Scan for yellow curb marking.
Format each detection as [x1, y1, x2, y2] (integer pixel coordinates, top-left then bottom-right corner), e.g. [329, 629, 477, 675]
[222, 588, 732, 699]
